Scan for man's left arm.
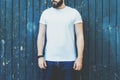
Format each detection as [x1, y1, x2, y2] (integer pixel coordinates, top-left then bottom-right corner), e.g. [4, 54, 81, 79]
[73, 23, 84, 71]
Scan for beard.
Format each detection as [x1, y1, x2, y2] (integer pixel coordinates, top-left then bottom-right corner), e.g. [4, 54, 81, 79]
[52, 0, 63, 8]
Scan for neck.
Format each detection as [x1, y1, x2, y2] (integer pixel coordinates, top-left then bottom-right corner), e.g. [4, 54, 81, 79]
[57, 3, 66, 9]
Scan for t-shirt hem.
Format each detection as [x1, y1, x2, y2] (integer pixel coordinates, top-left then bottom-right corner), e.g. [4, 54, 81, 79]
[45, 59, 76, 62]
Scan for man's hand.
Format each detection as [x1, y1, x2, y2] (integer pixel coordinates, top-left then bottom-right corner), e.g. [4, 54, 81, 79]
[38, 57, 47, 69]
[73, 58, 82, 71]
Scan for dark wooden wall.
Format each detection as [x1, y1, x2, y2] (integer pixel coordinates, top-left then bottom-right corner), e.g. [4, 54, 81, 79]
[0, 0, 120, 80]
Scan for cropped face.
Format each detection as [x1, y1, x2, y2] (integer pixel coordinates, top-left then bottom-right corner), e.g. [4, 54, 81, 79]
[51, 0, 63, 8]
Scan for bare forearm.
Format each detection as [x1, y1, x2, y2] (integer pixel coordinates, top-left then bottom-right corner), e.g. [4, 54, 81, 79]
[37, 24, 47, 69]
[75, 23, 84, 61]
[76, 36, 84, 61]
[37, 36, 45, 56]
[37, 24, 46, 56]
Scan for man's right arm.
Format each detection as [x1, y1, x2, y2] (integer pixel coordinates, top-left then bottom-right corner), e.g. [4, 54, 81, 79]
[37, 23, 47, 69]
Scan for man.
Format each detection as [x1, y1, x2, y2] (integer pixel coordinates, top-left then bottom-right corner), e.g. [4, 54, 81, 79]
[37, 0, 84, 80]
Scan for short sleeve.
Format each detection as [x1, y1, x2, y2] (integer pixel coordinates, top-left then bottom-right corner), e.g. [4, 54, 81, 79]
[74, 10, 83, 24]
[39, 11, 46, 24]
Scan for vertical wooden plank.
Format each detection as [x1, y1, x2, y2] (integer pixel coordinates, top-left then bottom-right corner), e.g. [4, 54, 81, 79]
[26, 0, 34, 80]
[5, 0, 13, 80]
[0, 0, 6, 80]
[116, 27, 120, 80]
[117, 0, 120, 27]
[33, 0, 40, 80]
[40, 0, 47, 13]
[75, 0, 82, 13]
[88, 0, 96, 80]
[19, 0, 27, 80]
[68, 0, 75, 8]
[117, 0, 120, 79]
[0, 39, 5, 80]
[102, 0, 110, 79]
[95, 0, 103, 80]
[81, 0, 89, 80]
[12, 0, 20, 80]
[109, 0, 117, 79]
[47, 0, 52, 8]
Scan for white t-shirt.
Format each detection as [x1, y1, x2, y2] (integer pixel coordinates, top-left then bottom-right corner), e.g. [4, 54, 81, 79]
[39, 6, 82, 61]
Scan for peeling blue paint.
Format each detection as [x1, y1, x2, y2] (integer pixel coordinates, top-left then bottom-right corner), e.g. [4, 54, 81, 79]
[1, 39, 5, 58]
[0, 0, 120, 80]
[27, 23, 33, 33]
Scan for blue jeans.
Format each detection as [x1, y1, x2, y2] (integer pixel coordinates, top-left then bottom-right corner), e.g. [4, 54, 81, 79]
[40, 61, 78, 80]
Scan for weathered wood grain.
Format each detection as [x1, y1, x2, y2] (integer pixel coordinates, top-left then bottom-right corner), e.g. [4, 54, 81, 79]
[0, 0, 120, 80]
